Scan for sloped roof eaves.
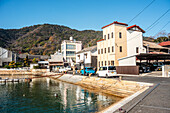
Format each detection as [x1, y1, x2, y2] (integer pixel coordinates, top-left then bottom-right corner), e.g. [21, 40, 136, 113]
[159, 41, 170, 46]
[143, 41, 168, 49]
[76, 45, 97, 54]
[127, 25, 145, 33]
[101, 21, 128, 29]
[97, 39, 104, 42]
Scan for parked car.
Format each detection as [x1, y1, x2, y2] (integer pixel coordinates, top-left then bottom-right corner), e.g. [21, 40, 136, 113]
[136, 63, 150, 73]
[66, 66, 72, 71]
[80, 67, 95, 76]
[96, 66, 117, 77]
[152, 62, 164, 71]
[142, 63, 157, 71]
[59, 67, 67, 73]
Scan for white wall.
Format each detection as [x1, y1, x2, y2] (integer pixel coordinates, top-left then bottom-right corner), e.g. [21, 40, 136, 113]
[76, 51, 91, 64]
[0, 47, 8, 58]
[118, 56, 136, 66]
[127, 30, 146, 56]
[76, 43, 82, 52]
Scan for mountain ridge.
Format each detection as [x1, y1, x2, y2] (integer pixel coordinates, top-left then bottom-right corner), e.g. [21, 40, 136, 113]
[0, 24, 103, 55]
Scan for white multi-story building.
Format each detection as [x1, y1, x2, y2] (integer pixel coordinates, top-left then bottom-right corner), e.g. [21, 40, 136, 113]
[97, 21, 146, 68]
[61, 37, 82, 63]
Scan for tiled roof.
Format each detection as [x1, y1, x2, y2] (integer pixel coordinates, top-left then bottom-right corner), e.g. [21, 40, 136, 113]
[97, 39, 104, 42]
[150, 51, 168, 54]
[143, 41, 168, 49]
[159, 41, 170, 46]
[76, 45, 97, 54]
[127, 25, 145, 33]
[101, 21, 128, 29]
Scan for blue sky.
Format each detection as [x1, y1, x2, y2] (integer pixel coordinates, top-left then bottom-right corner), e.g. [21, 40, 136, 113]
[0, 0, 170, 37]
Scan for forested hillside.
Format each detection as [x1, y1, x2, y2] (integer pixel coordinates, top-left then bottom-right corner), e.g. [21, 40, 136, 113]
[0, 24, 102, 55]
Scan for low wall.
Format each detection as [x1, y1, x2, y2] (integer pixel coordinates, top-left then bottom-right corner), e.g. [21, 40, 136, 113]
[0, 69, 33, 75]
[31, 69, 50, 73]
[162, 65, 170, 77]
[116, 66, 139, 75]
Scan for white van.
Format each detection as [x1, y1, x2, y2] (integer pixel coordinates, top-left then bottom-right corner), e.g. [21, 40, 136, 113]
[96, 66, 117, 77]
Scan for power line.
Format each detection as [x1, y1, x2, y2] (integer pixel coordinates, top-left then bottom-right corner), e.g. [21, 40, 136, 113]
[113, 0, 156, 40]
[153, 21, 170, 38]
[128, 0, 156, 24]
[115, 9, 170, 44]
[146, 9, 170, 31]
[159, 21, 170, 31]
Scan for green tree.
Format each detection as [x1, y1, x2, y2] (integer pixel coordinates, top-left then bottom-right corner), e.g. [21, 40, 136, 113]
[154, 37, 168, 43]
[9, 61, 15, 68]
[24, 55, 29, 67]
[32, 58, 37, 63]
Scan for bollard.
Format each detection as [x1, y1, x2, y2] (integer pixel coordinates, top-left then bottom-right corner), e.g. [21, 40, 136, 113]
[119, 76, 122, 81]
[89, 73, 92, 77]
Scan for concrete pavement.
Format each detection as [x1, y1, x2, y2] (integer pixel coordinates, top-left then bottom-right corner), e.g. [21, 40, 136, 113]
[115, 76, 170, 113]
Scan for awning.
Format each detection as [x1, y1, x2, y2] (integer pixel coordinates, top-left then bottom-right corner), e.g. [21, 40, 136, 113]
[136, 53, 170, 60]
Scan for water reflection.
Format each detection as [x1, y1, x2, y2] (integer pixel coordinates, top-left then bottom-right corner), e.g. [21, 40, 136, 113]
[0, 78, 122, 113]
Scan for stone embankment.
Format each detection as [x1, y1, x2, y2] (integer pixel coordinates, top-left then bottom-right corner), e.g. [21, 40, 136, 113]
[0, 70, 33, 75]
[0, 69, 50, 76]
[50, 74, 152, 98]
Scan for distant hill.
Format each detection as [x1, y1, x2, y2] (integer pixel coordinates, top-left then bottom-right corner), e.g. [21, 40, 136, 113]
[0, 24, 102, 55]
[0, 24, 160, 55]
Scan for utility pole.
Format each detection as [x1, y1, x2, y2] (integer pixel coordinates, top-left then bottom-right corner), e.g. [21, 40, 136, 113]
[83, 53, 85, 76]
[147, 44, 149, 53]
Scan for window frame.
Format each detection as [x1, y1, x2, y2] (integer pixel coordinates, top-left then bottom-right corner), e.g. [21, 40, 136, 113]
[120, 46, 122, 52]
[119, 32, 122, 38]
[108, 47, 110, 53]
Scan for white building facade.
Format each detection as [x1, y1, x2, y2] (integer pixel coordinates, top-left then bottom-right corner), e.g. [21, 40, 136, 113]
[76, 45, 97, 69]
[97, 21, 146, 68]
[61, 37, 82, 63]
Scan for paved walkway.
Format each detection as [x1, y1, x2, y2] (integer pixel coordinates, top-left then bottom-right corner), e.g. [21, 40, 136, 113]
[115, 76, 170, 113]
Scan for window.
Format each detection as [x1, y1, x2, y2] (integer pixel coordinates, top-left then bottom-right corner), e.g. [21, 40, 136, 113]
[78, 55, 80, 59]
[66, 51, 75, 56]
[98, 49, 100, 54]
[112, 32, 113, 38]
[66, 44, 75, 49]
[84, 53, 87, 58]
[120, 46, 122, 52]
[108, 47, 110, 53]
[108, 66, 116, 70]
[112, 46, 114, 52]
[108, 61, 110, 66]
[99, 67, 107, 70]
[105, 48, 106, 53]
[108, 34, 110, 39]
[101, 61, 103, 66]
[119, 32, 122, 38]
[99, 62, 100, 67]
[111, 61, 114, 65]
[101, 49, 103, 54]
[136, 47, 139, 53]
[105, 61, 107, 66]
[104, 35, 106, 40]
